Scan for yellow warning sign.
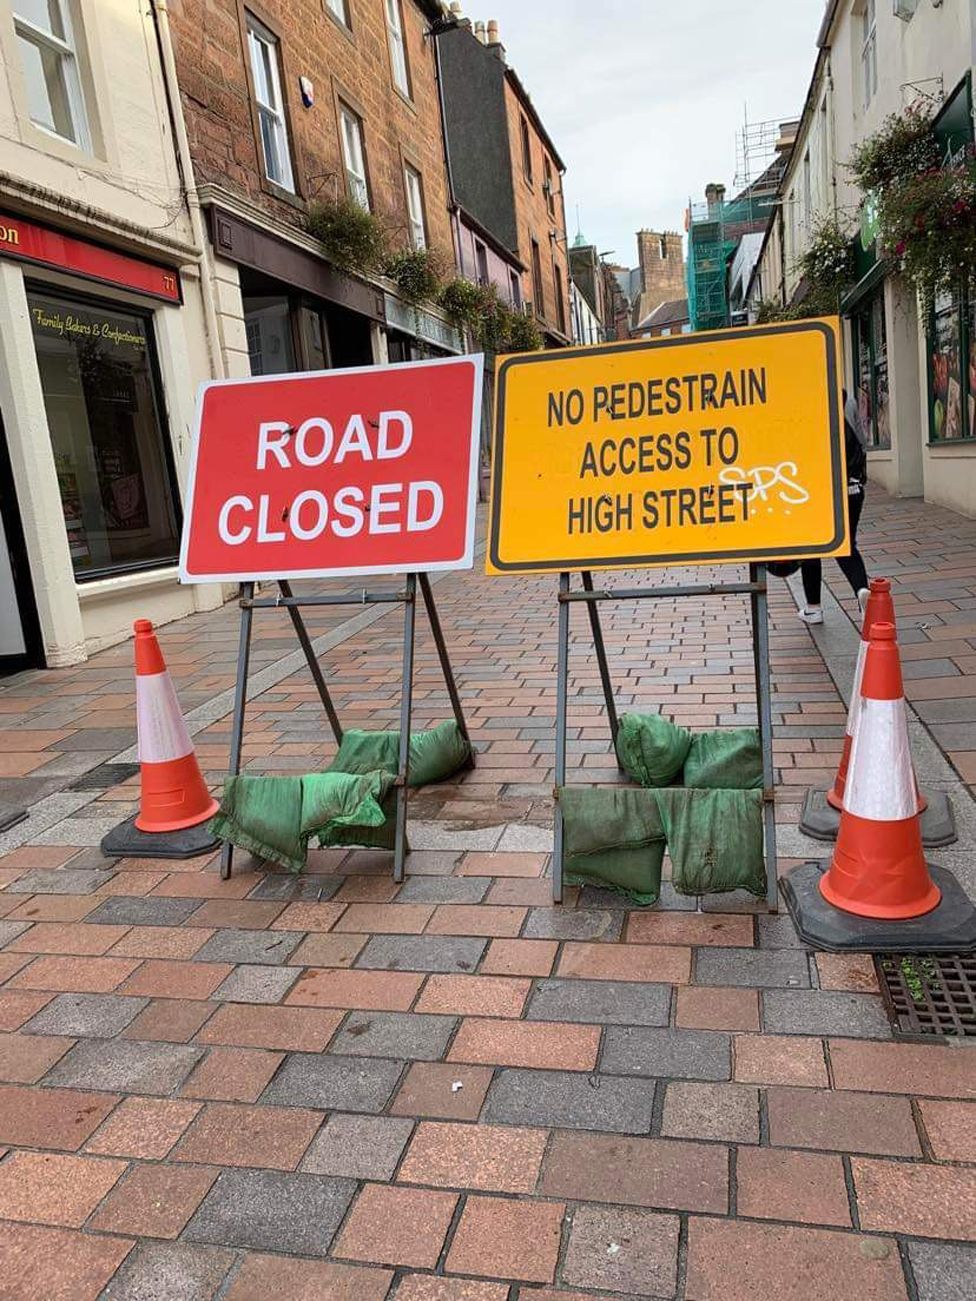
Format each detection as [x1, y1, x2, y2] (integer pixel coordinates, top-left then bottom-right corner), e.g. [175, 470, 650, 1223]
[487, 318, 849, 574]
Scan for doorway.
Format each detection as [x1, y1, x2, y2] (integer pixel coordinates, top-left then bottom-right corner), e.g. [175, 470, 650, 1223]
[0, 411, 43, 675]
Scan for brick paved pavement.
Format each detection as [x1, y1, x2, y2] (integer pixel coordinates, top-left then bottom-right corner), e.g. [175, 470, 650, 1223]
[0, 491, 971, 1298]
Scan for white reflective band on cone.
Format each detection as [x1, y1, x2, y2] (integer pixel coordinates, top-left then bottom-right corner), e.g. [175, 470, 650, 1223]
[136, 672, 194, 764]
[843, 696, 916, 821]
[846, 638, 868, 739]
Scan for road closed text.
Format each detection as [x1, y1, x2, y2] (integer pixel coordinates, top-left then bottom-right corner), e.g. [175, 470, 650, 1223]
[215, 411, 444, 545]
[179, 356, 482, 582]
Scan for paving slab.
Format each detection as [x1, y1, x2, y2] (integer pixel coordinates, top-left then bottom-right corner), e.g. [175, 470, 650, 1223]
[44, 1038, 203, 1093]
[355, 935, 487, 973]
[329, 1011, 457, 1061]
[762, 990, 892, 1039]
[184, 1168, 357, 1256]
[27, 993, 147, 1038]
[600, 1027, 731, 1080]
[484, 1067, 655, 1134]
[261, 1053, 404, 1112]
[526, 978, 671, 1026]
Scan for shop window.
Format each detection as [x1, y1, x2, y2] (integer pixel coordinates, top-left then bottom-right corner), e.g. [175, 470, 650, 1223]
[243, 295, 296, 376]
[928, 287, 976, 443]
[385, 0, 410, 97]
[13, 0, 90, 148]
[404, 164, 426, 250]
[27, 289, 180, 579]
[851, 288, 889, 448]
[246, 14, 295, 192]
[340, 104, 369, 210]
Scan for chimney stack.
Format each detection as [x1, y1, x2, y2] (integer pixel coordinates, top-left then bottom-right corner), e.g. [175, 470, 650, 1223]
[474, 19, 486, 42]
[487, 18, 499, 43]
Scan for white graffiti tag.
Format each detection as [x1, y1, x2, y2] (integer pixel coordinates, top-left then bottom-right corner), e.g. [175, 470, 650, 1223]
[718, 462, 810, 507]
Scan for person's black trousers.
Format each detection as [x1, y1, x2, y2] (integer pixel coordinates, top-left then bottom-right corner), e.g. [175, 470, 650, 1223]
[801, 488, 868, 607]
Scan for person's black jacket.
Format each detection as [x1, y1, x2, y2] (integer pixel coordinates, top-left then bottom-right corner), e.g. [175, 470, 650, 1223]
[846, 416, 867, 488]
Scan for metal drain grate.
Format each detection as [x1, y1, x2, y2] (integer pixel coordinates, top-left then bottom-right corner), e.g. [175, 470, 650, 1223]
[69, 762, 140, 792]
[875, 953, 976, 1040]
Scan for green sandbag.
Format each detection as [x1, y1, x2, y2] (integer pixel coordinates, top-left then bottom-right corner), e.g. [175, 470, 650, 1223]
[682, 728, 762, 789]
[653, 787, 766, 897]
[330, 719, 472, 787]
[558, 786, 666, 906]
[210, 770, 395, 873]
[614, 713, 692, 788]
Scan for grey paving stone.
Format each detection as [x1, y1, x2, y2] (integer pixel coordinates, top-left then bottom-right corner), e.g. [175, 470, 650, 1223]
[356, 934, 486, 973]
[396, 876, 491, 903]
[661, 1080, 760, 1142]
[0, 920, 31, 946]
[330, 1011, 456, 1061]
[485, 1068, 654, 1134]
[6, 869, 115, 895]
[248, 874, 343, 901]
[523, 908, 623, 942]
[899, 658, 960, 679]
[44, 1038, 203, 1093]
[908, 1241, 976, 1301]
[27, 993, 147, 1038]
[600, 1027, 731, 1081]
[527, 979, 671, 1027]
[562, 1204, 680, 1296]
[301, 1112, 413, 1179]
[694, 948, 811, 988]
[762, 990, 891, 1039]
[86, 896, 200, 926]
[262, 1053, 403, 1111]
[194, 928, 305, 965]
[57, 728, 137, 751]
[184, 1168, 357, 1257]
[213, 965, 302, 1004]
[755, 912, 806, 949]
[103, 1243, 236, 1301]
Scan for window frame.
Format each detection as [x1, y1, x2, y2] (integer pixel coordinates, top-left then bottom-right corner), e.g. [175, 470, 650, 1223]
[12, 0, 90, 149]
[509, 269, 521, 309]
[339, 101, 370, 210]
[25, 279, 183, 582]
[244, 11, 296, 194]
[530, 237, 544, 314]
[385, 0, 411, 98]
[520, 115, 533, 184]
[324, 0, 350, 28]
[860, 0, 878, 110]
[553, 257, 566, 335]
[403, 162, 427, 250]
[544, 156, 555, 217]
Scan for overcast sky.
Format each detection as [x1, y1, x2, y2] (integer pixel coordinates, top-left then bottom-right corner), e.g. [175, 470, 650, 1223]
[476, 0, 826, 267]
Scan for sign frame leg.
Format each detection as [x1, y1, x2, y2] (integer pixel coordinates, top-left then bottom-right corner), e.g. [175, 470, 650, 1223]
[418, 572, 471, 748]
[749, 562, 779, 911]
[552, 571, 571, 904]
[581, 571, 619, 746]
[393, 573, 418, 885]
[278, 579, 343, 745]
[220, 581, 255, 881]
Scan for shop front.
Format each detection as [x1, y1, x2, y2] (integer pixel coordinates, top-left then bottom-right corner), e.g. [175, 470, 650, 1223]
[0, 210, 219, 669]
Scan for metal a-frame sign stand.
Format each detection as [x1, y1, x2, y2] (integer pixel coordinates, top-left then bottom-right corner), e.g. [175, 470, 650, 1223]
[219, 573, 471, 882]
[550, 564, 779, 909]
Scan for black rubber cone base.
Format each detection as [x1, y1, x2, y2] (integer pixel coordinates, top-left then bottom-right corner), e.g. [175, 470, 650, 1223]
[101, 815, 220, 860]
[0, 807, 27, 834]
[799, 788, 957, 848]
[782, 861, 976, 954]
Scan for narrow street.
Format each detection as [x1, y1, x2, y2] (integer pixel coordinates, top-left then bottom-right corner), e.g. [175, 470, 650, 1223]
[0, 489, 971, 1299]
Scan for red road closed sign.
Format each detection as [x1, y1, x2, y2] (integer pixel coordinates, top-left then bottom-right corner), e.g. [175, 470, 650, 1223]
[179, 356, 483, 582]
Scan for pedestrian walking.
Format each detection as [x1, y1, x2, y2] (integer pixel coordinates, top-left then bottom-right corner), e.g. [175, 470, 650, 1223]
[796, 390, 870, 625]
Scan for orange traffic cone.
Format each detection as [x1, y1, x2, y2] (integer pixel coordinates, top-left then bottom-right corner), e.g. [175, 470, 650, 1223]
[825, 578, 894, 811]
[818, 622, 940, 920]
[101, 620, 219, 859]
